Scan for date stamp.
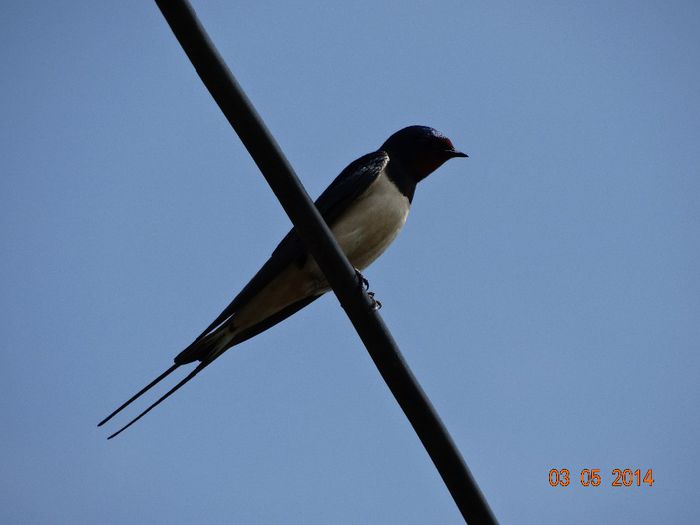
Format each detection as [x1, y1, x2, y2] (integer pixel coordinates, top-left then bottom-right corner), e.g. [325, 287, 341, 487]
[549, 468, 654, 487]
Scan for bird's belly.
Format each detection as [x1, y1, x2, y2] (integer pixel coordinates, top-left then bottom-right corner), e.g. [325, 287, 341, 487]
[229, 174, 409, 335]
[232, 262, 321, 334]
[331, 173, 410, 270]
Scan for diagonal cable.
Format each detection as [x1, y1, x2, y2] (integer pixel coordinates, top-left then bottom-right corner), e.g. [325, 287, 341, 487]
[153, 1, 497, 523]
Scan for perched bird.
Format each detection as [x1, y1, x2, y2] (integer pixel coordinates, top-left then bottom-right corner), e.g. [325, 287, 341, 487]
[99, 125, 467, 438]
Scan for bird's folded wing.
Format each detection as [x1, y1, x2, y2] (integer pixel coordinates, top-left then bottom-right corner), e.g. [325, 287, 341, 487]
[188, 150, 390, 344]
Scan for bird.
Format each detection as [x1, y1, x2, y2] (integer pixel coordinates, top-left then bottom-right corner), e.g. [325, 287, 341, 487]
[99, 125, 468, 438]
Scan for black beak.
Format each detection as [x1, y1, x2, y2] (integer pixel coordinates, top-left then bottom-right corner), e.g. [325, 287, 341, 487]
[447, 149, 468, 158]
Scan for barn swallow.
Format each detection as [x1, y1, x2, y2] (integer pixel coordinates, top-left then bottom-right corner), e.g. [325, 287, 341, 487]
[99, 125, 467, 438]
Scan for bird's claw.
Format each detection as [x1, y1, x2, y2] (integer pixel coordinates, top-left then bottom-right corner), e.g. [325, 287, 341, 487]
[355, 268, 369, 291]
[367, 292, 382, 311]
[355, 268, 380, 309]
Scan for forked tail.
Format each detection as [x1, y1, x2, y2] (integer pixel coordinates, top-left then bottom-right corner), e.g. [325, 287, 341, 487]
[97, 329, 231, 438]
[105, 360, 211, 439]
[97, 363, 180, 427]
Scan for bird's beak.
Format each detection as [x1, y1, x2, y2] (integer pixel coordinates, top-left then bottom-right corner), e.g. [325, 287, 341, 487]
[447, 149, 468, 158]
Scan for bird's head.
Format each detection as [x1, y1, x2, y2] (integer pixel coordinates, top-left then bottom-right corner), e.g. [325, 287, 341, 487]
[380, 125, 468, 182]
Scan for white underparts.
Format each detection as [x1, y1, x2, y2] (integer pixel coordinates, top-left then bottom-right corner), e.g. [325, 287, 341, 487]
[330, 171, 410, 271]
[227, 172, 410, 338]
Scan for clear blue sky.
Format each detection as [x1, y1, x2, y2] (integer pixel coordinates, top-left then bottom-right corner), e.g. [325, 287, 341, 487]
[2, 1, 699, 523]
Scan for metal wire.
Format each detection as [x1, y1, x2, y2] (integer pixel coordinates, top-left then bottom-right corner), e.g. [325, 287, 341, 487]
[154, 1, 497, 522]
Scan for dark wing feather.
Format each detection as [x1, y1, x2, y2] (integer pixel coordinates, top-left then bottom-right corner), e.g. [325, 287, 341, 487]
[300, 150, 389, 233]
[181, 150, 389, 353]
[99, 152, 390, 433]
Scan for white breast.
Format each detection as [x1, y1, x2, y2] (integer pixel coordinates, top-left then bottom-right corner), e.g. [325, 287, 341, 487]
[230, 172, 410, 336]
[330, 171, 410, 271]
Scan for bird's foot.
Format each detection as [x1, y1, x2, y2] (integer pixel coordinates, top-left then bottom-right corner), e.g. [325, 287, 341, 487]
[354, 268, 369, 291]
[355, 268, 381, 310]
[367, 292, 382, 311]
[354, 268, 382, 309]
